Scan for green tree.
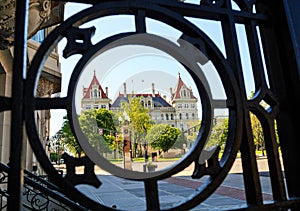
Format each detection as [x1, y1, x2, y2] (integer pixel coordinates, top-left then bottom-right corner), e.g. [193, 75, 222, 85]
[95, 109, 117, 136]
[172, 132, 188, 149]
[248, 91, 266, 155]
[146, 124, 181, 154]
[79, 109, 115, 154]
[120, 97, 153, 157]
[95, 109, 121, 153]
[250, 112, 265, 155]
[185, 120, 201, 142]
[56, 109, 118, 157]
[54, 116, 84, 158]
[208, 117, 228, 148]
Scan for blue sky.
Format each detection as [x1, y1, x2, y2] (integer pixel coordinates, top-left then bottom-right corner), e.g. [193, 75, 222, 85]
[50, 2, 256, 136]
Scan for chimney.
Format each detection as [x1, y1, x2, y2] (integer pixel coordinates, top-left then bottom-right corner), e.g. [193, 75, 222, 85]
[169, 87, 173, 99]
[152, 83, 155, 97]
[105, 87, 108, 97]
[123, 82, 127, 97]
[83, 86, 87, 96]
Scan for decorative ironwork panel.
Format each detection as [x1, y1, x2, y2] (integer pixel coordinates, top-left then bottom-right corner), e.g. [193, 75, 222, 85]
[0, 0, 299, 210]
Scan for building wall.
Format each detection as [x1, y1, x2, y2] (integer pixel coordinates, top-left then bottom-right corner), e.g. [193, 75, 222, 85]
[81, 98, 111, 112]
[173, 98, 199, 131]
[0, 37, 61, 171]
[0, 49, 13, 163]
[81, 80, 199, 132]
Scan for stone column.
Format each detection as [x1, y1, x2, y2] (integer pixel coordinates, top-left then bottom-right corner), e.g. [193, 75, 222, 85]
[0, 49, 13, 164]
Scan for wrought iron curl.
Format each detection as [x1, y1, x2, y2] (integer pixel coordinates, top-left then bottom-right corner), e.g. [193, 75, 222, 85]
[25, 188, 50, 210]
[24, 1, 243, 210]
[0, 171, 8, 184]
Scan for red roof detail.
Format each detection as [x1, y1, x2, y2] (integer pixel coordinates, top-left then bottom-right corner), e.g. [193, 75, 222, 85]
[82, 72, 108, 99]
[172, 73, 197, 100]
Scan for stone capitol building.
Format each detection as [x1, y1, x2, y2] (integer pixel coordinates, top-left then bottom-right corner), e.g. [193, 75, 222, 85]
[81, 72, 199, 132]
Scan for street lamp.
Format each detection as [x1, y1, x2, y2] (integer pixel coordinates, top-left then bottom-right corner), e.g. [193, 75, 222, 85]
[119, 111, 132, 170]
[143, 141, 148, 163]
[118, 116, 123, 125]
[123, 111, 130, 125]
[55, 141, 61, 164]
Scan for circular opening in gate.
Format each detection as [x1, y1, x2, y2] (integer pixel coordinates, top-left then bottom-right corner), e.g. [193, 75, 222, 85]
[71, 34, 213, 179]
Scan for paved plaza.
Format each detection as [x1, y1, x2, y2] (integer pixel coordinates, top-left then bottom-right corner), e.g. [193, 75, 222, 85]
[73, 157, 278, 210]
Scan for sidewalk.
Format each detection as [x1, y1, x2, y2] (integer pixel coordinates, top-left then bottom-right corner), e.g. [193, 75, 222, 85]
[76, 157, 276, 210]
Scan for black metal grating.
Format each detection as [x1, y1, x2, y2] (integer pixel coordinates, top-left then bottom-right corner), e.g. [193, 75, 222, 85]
[0, 0, 299, 210]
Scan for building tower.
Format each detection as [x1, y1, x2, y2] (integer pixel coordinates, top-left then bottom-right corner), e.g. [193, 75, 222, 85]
[170, 73, 199, 131]
[81, 71, 111, 113]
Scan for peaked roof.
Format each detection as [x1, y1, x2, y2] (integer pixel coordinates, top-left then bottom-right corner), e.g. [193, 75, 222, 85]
[172, 73, 197, 100]
[111, 93, 172, 108]
[82, 71, 109, 99]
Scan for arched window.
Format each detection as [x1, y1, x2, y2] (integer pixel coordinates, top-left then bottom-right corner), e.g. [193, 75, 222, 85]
[186, 113, 189, 119]
[166, 114, 169, 120]
[94, 89, 98, 98]
[161, 114, 164, 120]
[179, 113, 182, 120]
[148, 100, 151, 107]
[171, 114, 174, 120]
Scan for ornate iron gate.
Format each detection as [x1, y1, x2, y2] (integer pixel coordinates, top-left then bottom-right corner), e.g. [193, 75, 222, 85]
[1, 0, 299, 210]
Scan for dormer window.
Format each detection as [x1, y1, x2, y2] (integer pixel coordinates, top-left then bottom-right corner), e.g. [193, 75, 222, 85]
[91, 84, 101, 98]
[180, 87, 191, 98]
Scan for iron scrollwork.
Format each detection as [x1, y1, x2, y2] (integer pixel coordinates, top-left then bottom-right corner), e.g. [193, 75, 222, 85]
[24, 1, 243, 210]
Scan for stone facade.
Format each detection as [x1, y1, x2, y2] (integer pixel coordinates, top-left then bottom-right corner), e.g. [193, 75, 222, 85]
[0, 0, 63, 173]
[81, 73, 199, 131]
[81, 71, 111, 113]
[170, 73, 199, 131]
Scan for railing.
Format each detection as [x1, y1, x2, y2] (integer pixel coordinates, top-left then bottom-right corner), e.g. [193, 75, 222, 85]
[0, 163, 87, 210]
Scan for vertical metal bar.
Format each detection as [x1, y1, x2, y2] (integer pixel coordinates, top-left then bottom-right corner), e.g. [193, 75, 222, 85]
[245, 15, 286, 201]
[244, 21, 268, 91]
[144, 180, 160, 211]
[256, 0, 300, 198]
[135, 9, 147, 33]
[282, 0, 300, 197]
[7, 0, 28, 209]
[284, 0, 300, 63]
[221, 0, 263, 205]
[262, 118, 286, 201]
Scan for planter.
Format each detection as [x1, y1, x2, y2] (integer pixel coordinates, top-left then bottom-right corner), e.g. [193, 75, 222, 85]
[146, 162, 157, 172]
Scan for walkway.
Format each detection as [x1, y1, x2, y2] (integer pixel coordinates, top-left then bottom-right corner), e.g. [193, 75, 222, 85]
[75, 157, 277, 210]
